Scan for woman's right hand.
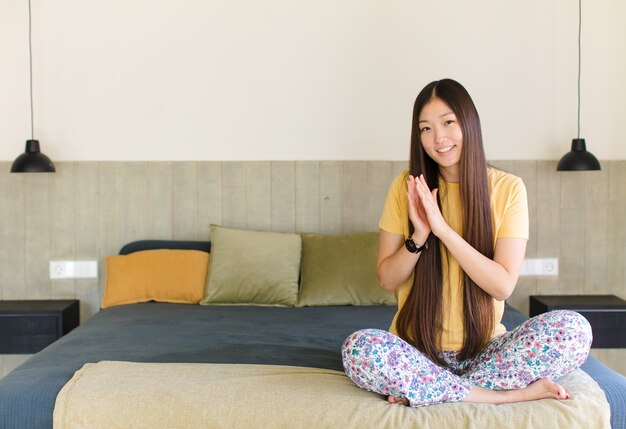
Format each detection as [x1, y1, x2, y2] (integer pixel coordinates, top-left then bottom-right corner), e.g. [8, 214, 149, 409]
[407, 175, 431, 243]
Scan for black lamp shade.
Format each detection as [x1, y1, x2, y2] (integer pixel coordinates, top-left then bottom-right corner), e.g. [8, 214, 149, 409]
[557, 138, 601, 171]
[10, 140, 56, 173]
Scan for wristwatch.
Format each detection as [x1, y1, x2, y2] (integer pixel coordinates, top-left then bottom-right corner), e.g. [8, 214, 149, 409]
[405, 236, 428, 254]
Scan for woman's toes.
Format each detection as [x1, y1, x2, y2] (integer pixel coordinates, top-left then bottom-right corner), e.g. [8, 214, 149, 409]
[527, 379, 570, 401]
[387, 395, 409, 405]
[555, 383, 570, 400]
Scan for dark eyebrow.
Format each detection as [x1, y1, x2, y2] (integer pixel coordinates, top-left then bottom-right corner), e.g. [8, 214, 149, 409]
[418, 112, 455, 124]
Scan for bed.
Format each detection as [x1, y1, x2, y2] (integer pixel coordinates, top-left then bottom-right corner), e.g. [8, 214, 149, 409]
[0, 239, 624, 428]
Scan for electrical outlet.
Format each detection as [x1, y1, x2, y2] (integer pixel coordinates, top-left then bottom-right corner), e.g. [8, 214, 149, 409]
[50, 261, 69, 279]
[541, 258, 559, 275]
[50, 261, 98, 279]
[519, 258, 559, 276]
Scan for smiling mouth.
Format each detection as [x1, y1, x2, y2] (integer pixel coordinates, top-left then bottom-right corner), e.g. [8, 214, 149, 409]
[436, 145, 455, 153]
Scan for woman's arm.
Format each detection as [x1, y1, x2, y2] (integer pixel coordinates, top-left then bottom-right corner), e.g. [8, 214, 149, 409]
[438, 231, 527, 301]
[377, 174, 432, 292]
[376, 229, 423, 292]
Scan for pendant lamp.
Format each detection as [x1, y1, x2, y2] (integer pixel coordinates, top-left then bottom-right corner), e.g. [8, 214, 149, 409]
[10, 0, 55, 173]
[557, 0, 600, 172]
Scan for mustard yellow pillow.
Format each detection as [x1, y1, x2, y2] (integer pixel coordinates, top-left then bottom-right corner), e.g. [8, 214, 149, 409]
[102, 249, 210, 309]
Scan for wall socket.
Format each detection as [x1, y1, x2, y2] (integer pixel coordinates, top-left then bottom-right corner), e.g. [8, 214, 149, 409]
[519, 258, 558, 276]
[50, 261, 98, 279]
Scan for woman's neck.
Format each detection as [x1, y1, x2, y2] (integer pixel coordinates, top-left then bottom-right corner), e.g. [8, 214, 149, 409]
[439, 165, 460, 183]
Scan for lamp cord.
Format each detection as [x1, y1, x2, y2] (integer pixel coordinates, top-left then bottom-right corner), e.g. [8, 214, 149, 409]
[577, 0, 581, 140]
[28, 0, 34, 140]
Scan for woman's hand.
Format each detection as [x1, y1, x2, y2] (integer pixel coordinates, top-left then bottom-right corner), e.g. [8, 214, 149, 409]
[407, 175, 431, 243]
[414, 174, 450, 238]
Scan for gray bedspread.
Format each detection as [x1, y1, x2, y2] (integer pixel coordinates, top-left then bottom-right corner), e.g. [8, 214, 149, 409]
[0, 303, 624, 429]
[0, 303, 396, 428]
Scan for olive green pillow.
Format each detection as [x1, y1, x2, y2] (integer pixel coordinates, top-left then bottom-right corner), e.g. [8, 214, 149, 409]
[201, 225, 301, 306]
[297, 232, 397, 306]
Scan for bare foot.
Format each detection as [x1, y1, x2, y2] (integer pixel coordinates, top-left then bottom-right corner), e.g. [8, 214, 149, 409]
[387, 395, 409, 405]
[464, 378, 570, 405]
[520, 378, 570, 402]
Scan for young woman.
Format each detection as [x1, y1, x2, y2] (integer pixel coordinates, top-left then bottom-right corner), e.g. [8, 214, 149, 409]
[342, 79, 592, 406]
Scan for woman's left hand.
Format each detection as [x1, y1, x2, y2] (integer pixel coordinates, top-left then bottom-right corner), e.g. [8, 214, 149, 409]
[415, 174, 450, 238]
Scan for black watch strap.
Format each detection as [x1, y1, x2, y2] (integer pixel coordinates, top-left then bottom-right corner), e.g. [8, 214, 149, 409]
[405, 237, 428, 254]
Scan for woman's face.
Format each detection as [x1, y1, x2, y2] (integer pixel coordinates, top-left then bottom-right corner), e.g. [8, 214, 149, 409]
[418, 97, 463, 182]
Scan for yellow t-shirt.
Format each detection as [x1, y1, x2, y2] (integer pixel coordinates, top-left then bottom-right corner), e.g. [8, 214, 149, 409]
[379, 167, 529, 351]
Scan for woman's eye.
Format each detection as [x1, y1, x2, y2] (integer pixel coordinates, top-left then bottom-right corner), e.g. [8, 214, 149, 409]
[420, 127, 431, 133]
[444, 120, 455, 126]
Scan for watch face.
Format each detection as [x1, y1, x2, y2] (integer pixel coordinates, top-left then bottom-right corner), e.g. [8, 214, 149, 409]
[406, 238, 418, 253]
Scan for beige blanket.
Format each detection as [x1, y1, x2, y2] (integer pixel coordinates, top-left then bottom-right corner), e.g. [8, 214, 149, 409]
[53, 361, 610, 429]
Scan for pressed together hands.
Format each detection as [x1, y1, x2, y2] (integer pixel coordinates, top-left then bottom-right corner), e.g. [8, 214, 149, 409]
[407, 174, 446, 245]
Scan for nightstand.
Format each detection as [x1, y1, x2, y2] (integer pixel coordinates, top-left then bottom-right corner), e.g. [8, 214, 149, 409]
[529, 295, 626, 348]
[0, 300, 79, 354]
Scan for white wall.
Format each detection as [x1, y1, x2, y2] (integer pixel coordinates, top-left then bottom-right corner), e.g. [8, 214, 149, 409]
[1, 0, 624, 161]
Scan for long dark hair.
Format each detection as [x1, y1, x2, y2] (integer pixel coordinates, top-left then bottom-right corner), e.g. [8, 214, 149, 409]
[396, 79, 495, 365]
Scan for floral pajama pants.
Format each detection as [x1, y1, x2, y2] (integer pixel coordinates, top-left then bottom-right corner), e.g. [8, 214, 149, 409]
[342, 310, 592, 407]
